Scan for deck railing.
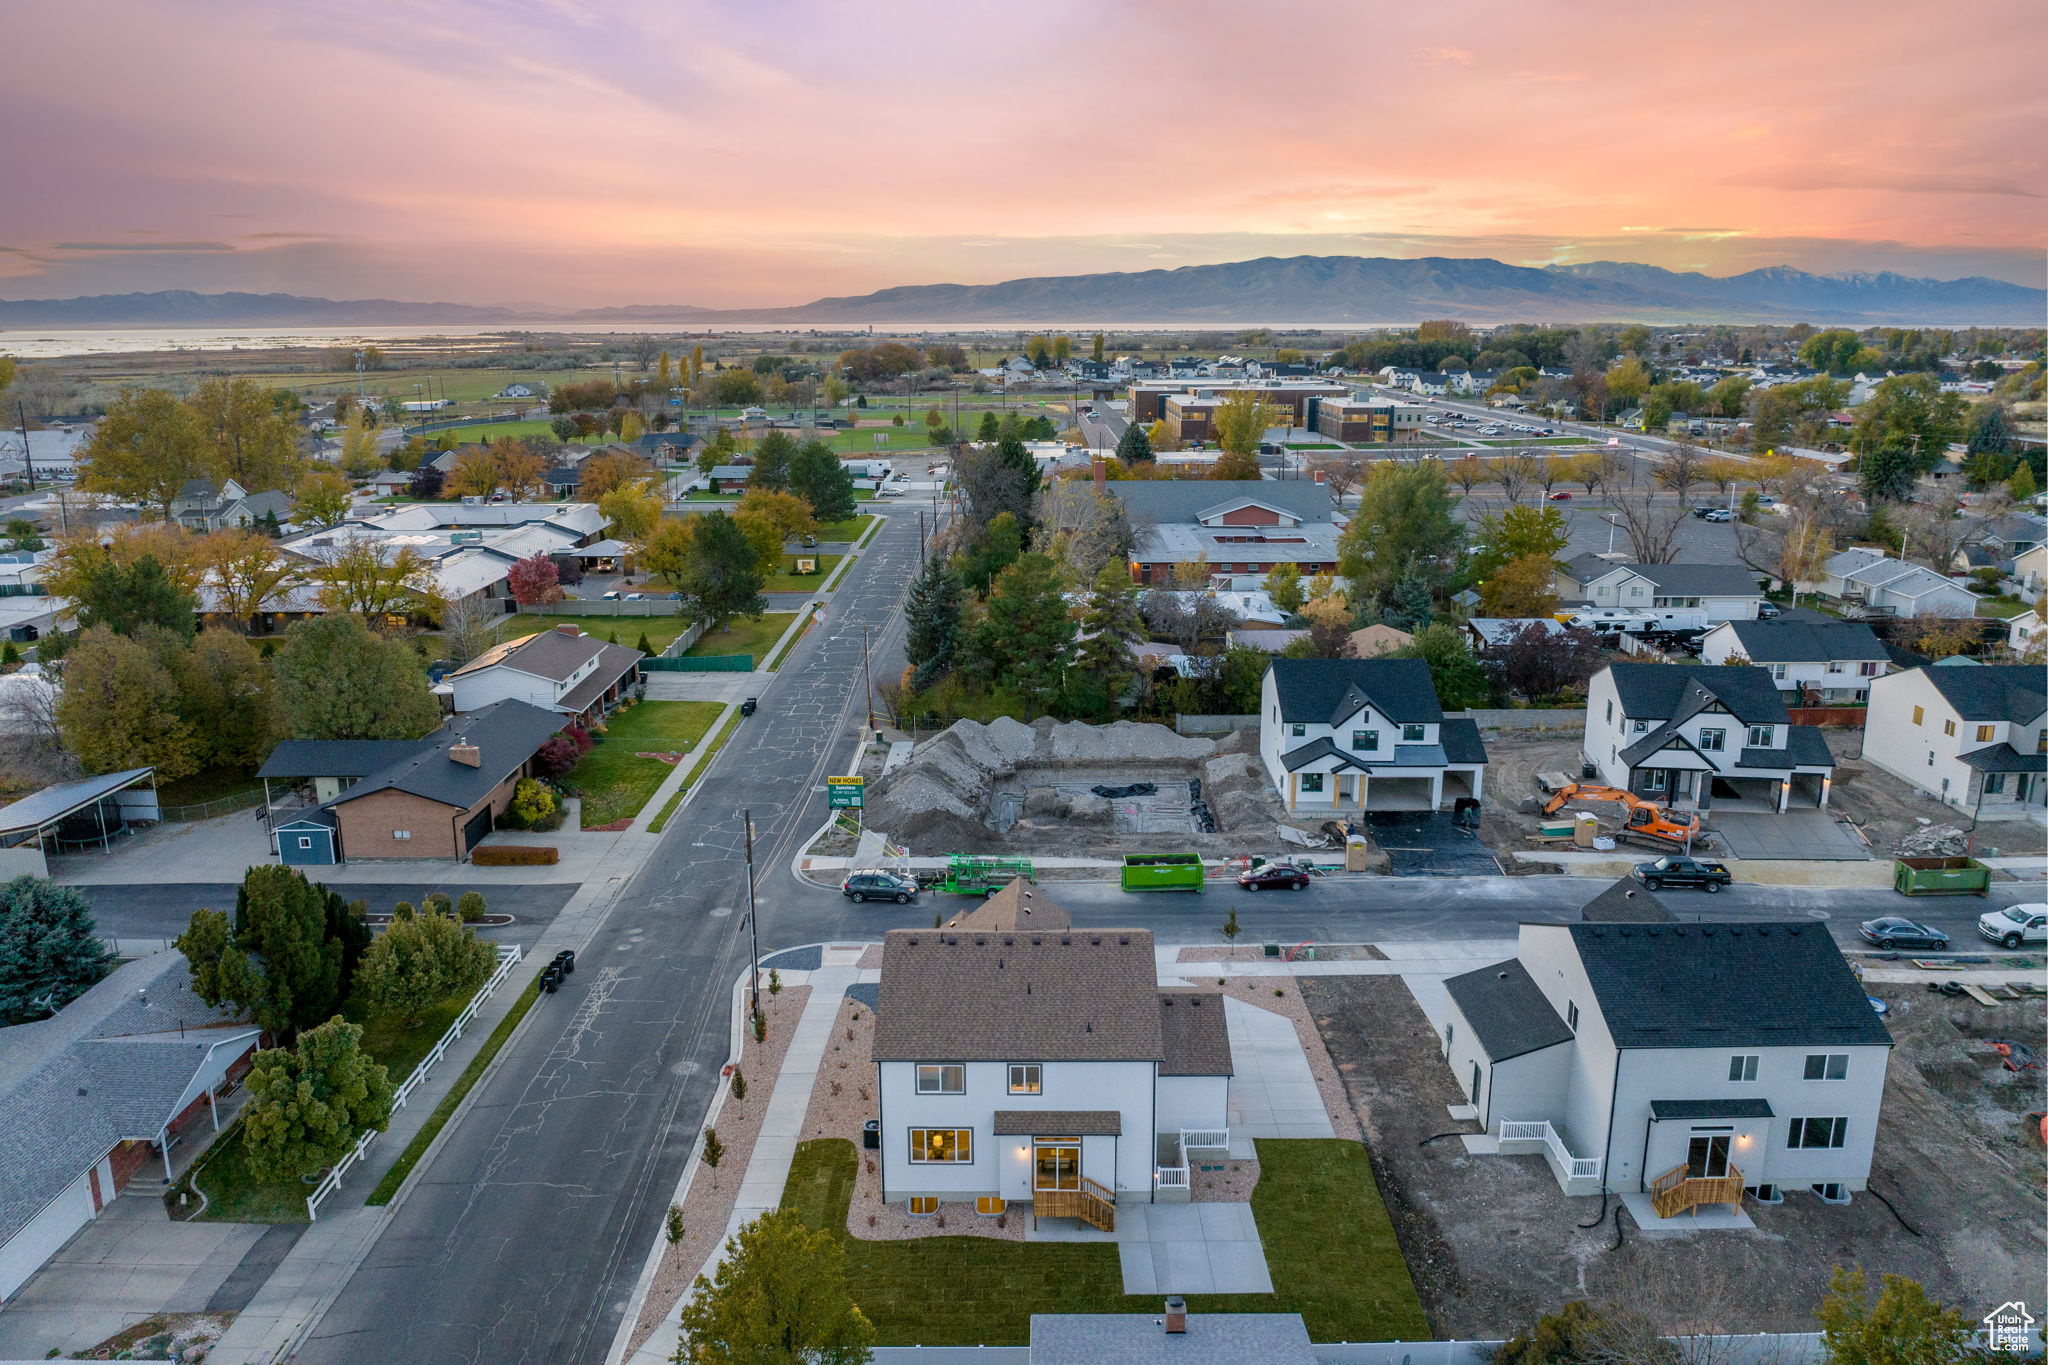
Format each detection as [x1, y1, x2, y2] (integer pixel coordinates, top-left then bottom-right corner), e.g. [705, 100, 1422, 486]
[1033, 1180, 1115, 1231]
[1155, 1164, 1190, 1191]
[1499, 1119, 1603, 1182]
[1650, 1161, 1746, 1219]
[1181, 1128, 1229, 1151]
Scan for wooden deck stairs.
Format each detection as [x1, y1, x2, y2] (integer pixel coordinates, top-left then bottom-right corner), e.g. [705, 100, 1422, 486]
[1032, 1177, 1116, 1232]
[1650, 1162, 1745, 1219]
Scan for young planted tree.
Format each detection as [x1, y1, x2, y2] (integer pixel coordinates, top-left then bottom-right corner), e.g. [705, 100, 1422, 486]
[701, 1128, 725, 1187]
[240, 1017, 395, 1182]
[354, 903, 496, 1028]
[675, 1208, 875, 1364]
[0, 876, 115, 1025]
[1221, 907, 1241, 946]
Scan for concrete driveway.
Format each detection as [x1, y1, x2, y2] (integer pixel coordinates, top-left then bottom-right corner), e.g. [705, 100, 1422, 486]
[0, 1198, 294, 1360]
[1712, 810, 1870, 861]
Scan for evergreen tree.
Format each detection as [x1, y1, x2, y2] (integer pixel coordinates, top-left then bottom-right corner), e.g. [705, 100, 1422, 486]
[1385, 573, 1436, 630]
[1858, 441, 1918, 504]
[995, 434, 1040, 499]
[904, 555, 963, 690]
[179, 866, 343, 1040]
[974, 553, 1075, 710]
[1966, 403, 2012, 455]
[749, 430, 796, 491]
[975, 410, 1001, 443]
[1070, 563, 1144, 709]
[329, 894, 371, 992]
[1391, 623, 1489, 709]
[0, 877, 115, 1024]
[354, 902, 495, 1027]
[240, 1017, 395, 1182]
[788, 440, 858, 522]
[1115, 420, 1153, 465]
[73, 554, 198, 641]
[670, 511, 767, 630]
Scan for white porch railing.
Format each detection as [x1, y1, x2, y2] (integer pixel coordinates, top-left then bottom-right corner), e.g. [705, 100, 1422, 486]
[1181, 1128, 1229, 1151]
[1498, 1119, 1602, 1183]
[306, 944, 523, 1220]
[1155, 1165, 1189, 1191]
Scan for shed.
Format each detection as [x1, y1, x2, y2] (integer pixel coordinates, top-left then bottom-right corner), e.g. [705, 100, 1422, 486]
[274, 809, 339, 866]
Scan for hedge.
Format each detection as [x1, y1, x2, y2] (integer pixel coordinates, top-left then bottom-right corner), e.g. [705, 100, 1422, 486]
[470, 845, 559, 866]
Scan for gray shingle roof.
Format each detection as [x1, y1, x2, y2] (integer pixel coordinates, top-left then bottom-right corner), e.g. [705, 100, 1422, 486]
[328, 700, 563, 812]
[941, 879, 1070, 932]
[451, 628, 613, 683]
[993, 1110, 1122, 1135]
[1719, 620, 1887, 664]
[1580, 877, 1676, 923]
[1157, 989, 1232, 1077]
[258, 740, 432, 781]
[1650, 1098, 1774, 1120]
[1919, 665, 2047, 725]
[1443, 959, 1573, 1062]
[1958, 744, 2048, 773]
[1440, 718, 1488, 766]
[1567, 920, 1893, 1050]
[1735, 725, 1834, 771]
[1269, 658, 1446, 726]
[1630, 563, 1765, 597]
[1104, 480, 1333, 527]
[1606, 663, 1790, 726]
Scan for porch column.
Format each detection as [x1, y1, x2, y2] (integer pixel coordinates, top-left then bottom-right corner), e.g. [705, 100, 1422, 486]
[209, 1089, 219, 1133]
[1430, 772, 1444, 810]
[1819, 774, 1832, 808]
[160, 1128, 172, 1181]
[1357, 773, 1366, 810]
[1778, 779, 1790, 814]
[1287, 773, 1296, 811]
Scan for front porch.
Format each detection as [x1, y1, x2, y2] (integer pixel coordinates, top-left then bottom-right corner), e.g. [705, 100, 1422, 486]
[1284, 767, 1462, 813]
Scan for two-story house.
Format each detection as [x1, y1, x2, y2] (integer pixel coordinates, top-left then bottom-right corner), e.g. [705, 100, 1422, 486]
[1258, 658, 1487, 812]
[445, 625, 643, 727]
[1441, 919, 1892, 1219]
[1553, 556, 1765, 630]
[1698, 618, 1890, 703]
[1582, 663, 1835, 811]
[1860, 665, 2046, 816]
[872, 882, 1232, 1226]
[1816, 547, 1978, 619]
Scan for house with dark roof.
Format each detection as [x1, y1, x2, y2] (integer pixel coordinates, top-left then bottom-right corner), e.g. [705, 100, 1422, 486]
[1554, 557, 1765, 629]
[1259, 658, 1487, 812]
[0, 954, 261, 1301]
[445, 624, 642, 726]
[871, 881, 1231, 1225]
[1699, 618, 1891, 703]
[1100, 480, 1342, 587]
[1584, 662, 1835, 811]
[1861, 665, 2045, 816]
[1440, 919, 1892, 1217]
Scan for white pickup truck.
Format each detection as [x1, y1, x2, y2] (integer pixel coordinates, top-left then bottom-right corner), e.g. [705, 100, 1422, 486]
[1978, 903, 2047, 949]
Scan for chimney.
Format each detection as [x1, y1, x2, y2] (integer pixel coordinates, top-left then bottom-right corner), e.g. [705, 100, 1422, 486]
[1163, 1296, 1187, 1334]
[1092, 456, 1106, 488]
[554, 624, 581, 636]
[449, 743, 482, 767]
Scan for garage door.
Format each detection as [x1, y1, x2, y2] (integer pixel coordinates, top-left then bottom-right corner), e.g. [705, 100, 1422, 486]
[461, 806, 494, 858]
[0, 1169, 94, 1301]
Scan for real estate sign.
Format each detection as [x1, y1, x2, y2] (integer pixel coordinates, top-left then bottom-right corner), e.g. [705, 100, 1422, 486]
[827, 776, 865, 809]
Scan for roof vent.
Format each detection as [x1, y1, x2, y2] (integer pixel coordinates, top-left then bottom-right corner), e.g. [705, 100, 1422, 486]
[1085, 1022, 1093, 1033]
[1090, 936, 1101, 946]
[907, 936, 920, 946]
[1497, 971, 1509, 980]
[1119, 936, 1130, 946]
[1060, 936, 1072, 946]
[1756, 926, 1771, 936]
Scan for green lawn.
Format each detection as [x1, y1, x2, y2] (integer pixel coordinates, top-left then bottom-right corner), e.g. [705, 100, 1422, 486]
[814, 514, 874, 543]
[648, 706, 744, 833]
[569, 700, 724, 828]
[497, 613, 689, 654]
[681, 613, 796, 663]
[414, 418, 603, 445]
[1974, 595, 2029, 619]
[781, 1138, 1426, 1346]
[763, 553, 843, 592]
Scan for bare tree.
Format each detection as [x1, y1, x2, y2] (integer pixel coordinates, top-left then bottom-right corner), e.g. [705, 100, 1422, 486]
[1312, 456, 1364, 506]
[1653, 440, 1707, 503]
[1900, 493, 1985, 573]
[1532, 454, 1563, 498]
[0, 670, 77, 787]
[1611, 484, 1684, 563]
[1493, 453, 1538, 505]
[438, 595, 502, 666]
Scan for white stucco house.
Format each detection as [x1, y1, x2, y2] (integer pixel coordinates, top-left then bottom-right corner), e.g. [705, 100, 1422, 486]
[1816, 547, 1978, 618]
[872, 882, 1232, 1225]
[1440, 918, 1892, 1215]
[445, 625, 643, 728]
[1553, 556, 1765, 630]
[1583, 663, 1835, 811]
[1860, 665, 2046, 816]
[2008, 608, 2043, 659]
[1259, 658, 1487, 812]
[1698, 618, 1890, 703]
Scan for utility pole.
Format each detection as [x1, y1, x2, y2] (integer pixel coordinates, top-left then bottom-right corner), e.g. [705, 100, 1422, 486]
[15, 402, 34, 492]
[354, 349, 367, 401]
[861, 622, 876, 738]
[743, 809, 760, 1014]
[917, 509, 926, 566]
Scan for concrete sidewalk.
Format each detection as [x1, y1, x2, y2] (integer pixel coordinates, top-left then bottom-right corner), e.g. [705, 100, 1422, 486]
[1221, 997, 1334, 1155]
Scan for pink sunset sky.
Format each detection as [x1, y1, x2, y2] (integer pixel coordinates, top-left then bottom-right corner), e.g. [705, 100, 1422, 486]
[3, 0, 2043, 308]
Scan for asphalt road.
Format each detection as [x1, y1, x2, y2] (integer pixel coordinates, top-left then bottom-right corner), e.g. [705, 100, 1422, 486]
[294, 503, 933, 1365]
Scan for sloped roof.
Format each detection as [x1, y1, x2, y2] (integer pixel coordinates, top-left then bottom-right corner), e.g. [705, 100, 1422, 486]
[1580, 877, 1676, 923]
[1604, 662, 1789, 725]
[1630, 563, 1764, 597]
[1567, 920, 1892, 1050]
[1157, 989, 1232, 1076]
[258, 740, 432, 780]
[0, 769, 155, 837]
[1268, 657, 1445, 726]
[1104, 480, 1333, 527]
[941, 879, 1070, 931]
[451, 627, 608, 683]
[327, 699, 564, 812]
[1718, 619, 1887, 664]
[1443, 959, 1573, 1062]
[1919, 665, 2046, 725]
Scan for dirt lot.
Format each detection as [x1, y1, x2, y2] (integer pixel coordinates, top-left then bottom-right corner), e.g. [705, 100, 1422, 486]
[1302, 973, 2046, 1338]
[1822, 730, 2041, 858]
[1476, 730, 1586, 852]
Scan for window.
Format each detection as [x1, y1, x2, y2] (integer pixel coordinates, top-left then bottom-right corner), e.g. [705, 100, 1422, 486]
[1826, 661, 1843, 674]
[1290, 723, 1305, 738]
[908, 1128, 972, 1163]
[975, 1196, 1006, 1216]
[1605, 700, 1613, 723]
[1747, 725, 1773, 747]
[1351, 729, 1378, 751]
[1771, 663, 1787, 680]
[1698, 728, 1726, 752]
[1859, 662, 1879, 677]
[1943, 719, 1956, 737]
[1728, 1055, 1759, 1082]
[296, 836, 312, 850]
[1566, 1001, 1580, 1032]
[1007, 1064, 1041, 1095]
[392, 829, 412, 840]
[1642, 769, 1667, 792]
[1976, 725, 1996, 742]
[907, 1196, 940, 1215]
[1789, 1117, 1847, 1149]
[1301, 772, 1324, 793]
[1911, 705, 1924, 726]
[1633, 719, 1650, 733]
[1402, 724, 1426, 742]
[1803, 1053, 1848, 1081]
[915, 1064, 964, 1095]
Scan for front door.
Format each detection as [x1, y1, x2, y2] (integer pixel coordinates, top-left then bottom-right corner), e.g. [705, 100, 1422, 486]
[1686, 1133, 1731, 1179]
[1033, 1139, 1080, 1192]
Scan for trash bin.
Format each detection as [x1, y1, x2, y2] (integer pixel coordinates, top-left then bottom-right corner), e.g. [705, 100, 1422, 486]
[1262, 942, 1280, 958]
[862, 1119, 881, 1151]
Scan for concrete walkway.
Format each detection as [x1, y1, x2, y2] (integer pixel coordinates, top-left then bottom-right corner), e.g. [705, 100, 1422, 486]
[1026, 1200, 1274, 1295]
[1220, 997, 1334, 1155]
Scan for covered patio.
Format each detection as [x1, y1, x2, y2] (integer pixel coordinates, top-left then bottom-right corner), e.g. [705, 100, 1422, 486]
[0, 768, 159, 875]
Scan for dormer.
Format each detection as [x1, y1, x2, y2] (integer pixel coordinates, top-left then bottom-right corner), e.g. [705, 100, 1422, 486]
[1196, 496, 1302, 529]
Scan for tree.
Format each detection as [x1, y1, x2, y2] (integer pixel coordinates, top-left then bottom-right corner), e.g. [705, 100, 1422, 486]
[305, 531, 443, 622]
[1221, 907, 1241, 945]
[177, 627, 282, 769]
[1069, 562, 1143, 706]
[69, 552, 200, 641]
[506, 553, 564, 607]
[200, 529, 302, 632]
[994, 433, 1041, 502]
[1490, 622, 1605, 700]
[580, 450, 654, 499]
[1470, 504, 1569, 579]
[662, 512, 767, 630]
[190, 377, 301, 492]
[1492, 453, 1538, 505]
[1391, 624, 1489, 709]
[338, 411, 381, 479]
[709, 369, 763, 407]
[240, 1017, 395, 1182]
[1114, 421, 1153, 465]
[275, 614, 440, 740]
[294, 469, 353, 529]
[355, 902, 496, 1027]
[1653, 441, 1707, 502]
[734, 489, 819, 547]
[0, 877, 114, 1024]
[1338, 460, 1462, 610]
[600, 480, 665, 543]
[973, 553, 1075, 709]
[1263, 563, 1304, 615]
[1212, 391, 1279, 459]
[903, 555, 962, 690]
[1494, 1299, 1675, 1365]
[408, 464, 446, 500]
[1300, 594, 1355, 658]
[788, 441, 858, 522]
[80, 388, 211, 521]
[1893, 614, 1979, 661]
[674, 1207, 875, 1365]
[1610, 484, 1684, 563]
[1816, 1268, 1973, 1365]
[55, 626, 203, 779]
[746, 430, 795, 492]
[179, 866, 345, 1039]
[2011, 461, 2038, 502]
[1859, 442, 1918, 504]
[1447, 455, 1489, 497]
[1479, 554, 1561, 617]
[1313, 455, 1364, 505]
[1604, 357, 1651, 409]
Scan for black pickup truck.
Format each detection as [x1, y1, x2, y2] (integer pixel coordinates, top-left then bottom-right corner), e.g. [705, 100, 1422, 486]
[1633, 856, 1732, 892]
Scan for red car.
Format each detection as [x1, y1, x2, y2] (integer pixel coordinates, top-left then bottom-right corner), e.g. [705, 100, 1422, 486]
[1547, 491, 1572, 501]
[1237, 863, 1311, 891]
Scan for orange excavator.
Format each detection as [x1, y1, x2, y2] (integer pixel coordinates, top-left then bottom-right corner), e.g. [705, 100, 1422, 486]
[1540, 782, 1700, 847]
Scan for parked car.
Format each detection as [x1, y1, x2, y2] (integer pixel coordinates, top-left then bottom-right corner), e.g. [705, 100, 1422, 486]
[1858, 916, 1950, 951]
[1978, 903, 2048, 949]
[1702, 508, 1733, 522]
[841, 869, 918, 904]
[601, 590, 620, 600]
[1633, 856, 1732, 891]
[1237, 862, 1311, 892]
[1756, 601, 1782, 619]
[1691, 505, 1717, 518]
[739, 696, 757, 716]
[1547, 491, 1572, 501]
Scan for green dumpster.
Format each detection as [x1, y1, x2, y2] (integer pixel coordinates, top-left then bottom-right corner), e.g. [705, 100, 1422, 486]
[1892, 857, 1990, 896]
[1120, 853, 1205, 893]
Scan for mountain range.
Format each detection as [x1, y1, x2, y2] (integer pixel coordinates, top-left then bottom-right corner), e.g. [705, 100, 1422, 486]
[2, 256, 2040, 329]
